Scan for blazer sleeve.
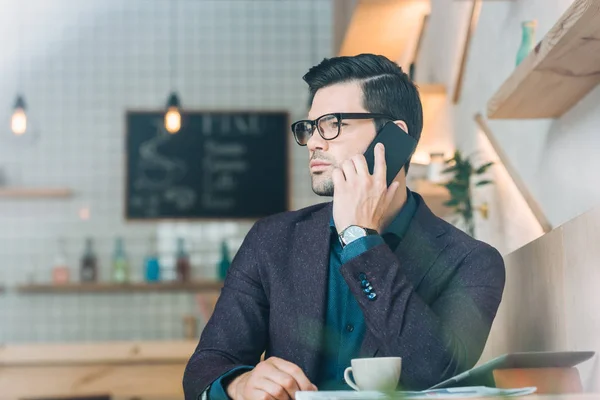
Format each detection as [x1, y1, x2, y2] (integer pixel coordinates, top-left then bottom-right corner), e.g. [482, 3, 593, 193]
[340, 241, 505, 390]
[183, 222, 269, 400]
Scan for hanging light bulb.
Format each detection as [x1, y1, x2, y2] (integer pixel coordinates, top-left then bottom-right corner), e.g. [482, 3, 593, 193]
[5, 11, 38, 145]
[11, 95, 27, 136]
[164, 92, 182, 134]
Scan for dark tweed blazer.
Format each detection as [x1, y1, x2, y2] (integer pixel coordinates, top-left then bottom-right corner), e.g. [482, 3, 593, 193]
[183, 193, 505, 399]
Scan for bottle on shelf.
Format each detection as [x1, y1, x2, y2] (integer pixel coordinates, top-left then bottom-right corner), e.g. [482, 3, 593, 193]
[144, 236, 161, 283]
[80, 237, 98, 283]
[175, 237, 191, 282]
[52, 237, 70, 284]
[218, 240, 231, 281]
[516, 20, 537, 66]
[112, 237, 130, 283]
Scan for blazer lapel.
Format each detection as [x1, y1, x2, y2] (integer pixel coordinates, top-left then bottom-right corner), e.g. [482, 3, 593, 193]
[362, 194, 449, 357]
[395, 194, 448, 289]
[289, 202, 332, 382]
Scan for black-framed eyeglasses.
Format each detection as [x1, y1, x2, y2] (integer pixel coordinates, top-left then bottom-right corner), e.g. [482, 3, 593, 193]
[291, 113, 394, 146]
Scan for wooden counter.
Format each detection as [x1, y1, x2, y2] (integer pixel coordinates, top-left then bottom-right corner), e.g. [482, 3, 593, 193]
[0, 341, 197, 398]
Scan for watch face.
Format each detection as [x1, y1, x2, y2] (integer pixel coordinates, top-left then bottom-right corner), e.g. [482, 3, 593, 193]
[342, 226, 367, 245]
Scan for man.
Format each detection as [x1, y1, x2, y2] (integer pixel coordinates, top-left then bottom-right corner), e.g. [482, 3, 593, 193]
[183, 54, 505, 400]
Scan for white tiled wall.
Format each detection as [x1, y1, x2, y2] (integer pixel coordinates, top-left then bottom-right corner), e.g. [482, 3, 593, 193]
[0, 0, 331, 343]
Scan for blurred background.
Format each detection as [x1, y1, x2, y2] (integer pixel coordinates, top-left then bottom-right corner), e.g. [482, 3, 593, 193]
[1, 0, 600, 398]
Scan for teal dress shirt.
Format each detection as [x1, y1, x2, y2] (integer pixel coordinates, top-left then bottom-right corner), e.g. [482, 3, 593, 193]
[208, 190, 417, 398]
[317, 189, 417, 390]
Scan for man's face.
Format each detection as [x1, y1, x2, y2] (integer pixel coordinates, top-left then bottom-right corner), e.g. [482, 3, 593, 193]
[307, 82, 377, 196]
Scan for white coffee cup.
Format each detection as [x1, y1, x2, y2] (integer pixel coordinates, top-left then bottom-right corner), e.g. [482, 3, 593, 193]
[344, 357, 402, 392]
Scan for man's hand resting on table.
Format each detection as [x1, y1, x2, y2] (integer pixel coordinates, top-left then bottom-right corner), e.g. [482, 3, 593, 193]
[226, 357, 318, 400]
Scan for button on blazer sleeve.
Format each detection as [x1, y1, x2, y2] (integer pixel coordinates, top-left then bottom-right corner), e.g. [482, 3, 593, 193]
[340, 241, 505, 390]
[183, 222, 268, 400]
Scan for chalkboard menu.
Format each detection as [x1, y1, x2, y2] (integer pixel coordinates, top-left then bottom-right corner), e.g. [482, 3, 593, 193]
[125, 111, 289, 220]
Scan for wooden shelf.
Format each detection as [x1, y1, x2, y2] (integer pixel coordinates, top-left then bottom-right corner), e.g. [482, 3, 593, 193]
[410, 179, 452, 218]
[0, 188, 73, 198]
[488, 0, 600, 119]
[17, 281, 223, 294]
[338, 0, 430, 68]
[418, 83, 446, 95]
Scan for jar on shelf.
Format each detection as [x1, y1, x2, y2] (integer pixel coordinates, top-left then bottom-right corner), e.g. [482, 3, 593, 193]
[427, 152, 446, 183]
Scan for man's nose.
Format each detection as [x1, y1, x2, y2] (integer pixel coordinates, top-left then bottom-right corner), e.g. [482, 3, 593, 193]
[307, 128, 328, 152]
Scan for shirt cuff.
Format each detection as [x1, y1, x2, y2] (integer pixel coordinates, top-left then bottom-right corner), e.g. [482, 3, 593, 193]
[341, 235, 385, 264]
[208, 366, 253, 400]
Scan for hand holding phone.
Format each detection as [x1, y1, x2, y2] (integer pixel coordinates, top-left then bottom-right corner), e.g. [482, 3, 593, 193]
[332, 121, 417, 233]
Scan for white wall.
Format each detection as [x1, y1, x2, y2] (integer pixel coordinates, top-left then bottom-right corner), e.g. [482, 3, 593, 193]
[418, 0, 600, 253]
[0, 0, 330, 343]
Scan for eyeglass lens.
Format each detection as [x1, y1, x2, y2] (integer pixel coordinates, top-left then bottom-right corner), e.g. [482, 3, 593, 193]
[293, 114, 340, 145]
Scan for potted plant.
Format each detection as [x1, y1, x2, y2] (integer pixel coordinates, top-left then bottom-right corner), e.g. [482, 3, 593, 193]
[441, 150, 494, 237]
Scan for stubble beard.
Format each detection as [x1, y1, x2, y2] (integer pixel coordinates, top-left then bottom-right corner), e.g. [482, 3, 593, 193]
[311, 171, 334, 197]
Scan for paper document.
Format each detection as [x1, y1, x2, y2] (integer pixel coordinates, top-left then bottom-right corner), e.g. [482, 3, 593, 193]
[296, 386, 537, 400]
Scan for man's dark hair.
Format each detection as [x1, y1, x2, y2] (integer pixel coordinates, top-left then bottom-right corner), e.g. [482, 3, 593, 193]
[303, 53, 423, 174]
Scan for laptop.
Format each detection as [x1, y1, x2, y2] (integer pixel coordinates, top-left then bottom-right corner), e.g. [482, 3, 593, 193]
[428, 351, 595, 389]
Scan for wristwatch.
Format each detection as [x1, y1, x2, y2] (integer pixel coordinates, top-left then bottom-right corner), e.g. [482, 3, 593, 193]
[339, 225, 379, 248]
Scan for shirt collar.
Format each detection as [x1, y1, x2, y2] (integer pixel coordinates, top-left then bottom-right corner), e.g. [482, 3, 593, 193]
[329, 189, 417, 239]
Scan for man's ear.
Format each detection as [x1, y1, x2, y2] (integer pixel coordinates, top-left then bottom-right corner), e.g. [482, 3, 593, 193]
[393, 120, 409, 134]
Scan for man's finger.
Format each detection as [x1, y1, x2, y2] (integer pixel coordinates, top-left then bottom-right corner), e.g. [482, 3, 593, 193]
[384, 181, 400, 208]
[249, 384, 282, 400]
[351, 154, 369, 177]
[332, 168, 345, 187]
[269, 358, 316, 392]
[341, 160, 356, 183]
[259, 363, 301, 399]
[255, 377, 291, 400]
[373, 143, 387, 180]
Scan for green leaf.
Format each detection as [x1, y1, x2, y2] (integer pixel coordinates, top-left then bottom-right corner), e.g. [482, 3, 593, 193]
[448, 187, 468, 198]
[476, 179, 493, 187]
[475, 162, 494, 174]
[453, 151, 463, 164]
[444, 181, 468, 190]
[449, 195, 468, 204]
[456, 169, 471, 179]
[449, 185, 468, 193]
[444, 199, 461, 207]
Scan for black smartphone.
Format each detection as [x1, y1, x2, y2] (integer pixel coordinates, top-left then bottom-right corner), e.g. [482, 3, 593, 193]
[363, 121, 417, 186]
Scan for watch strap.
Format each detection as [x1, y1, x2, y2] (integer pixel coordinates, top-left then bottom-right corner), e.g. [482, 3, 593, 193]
[364, 228, 379, 236]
